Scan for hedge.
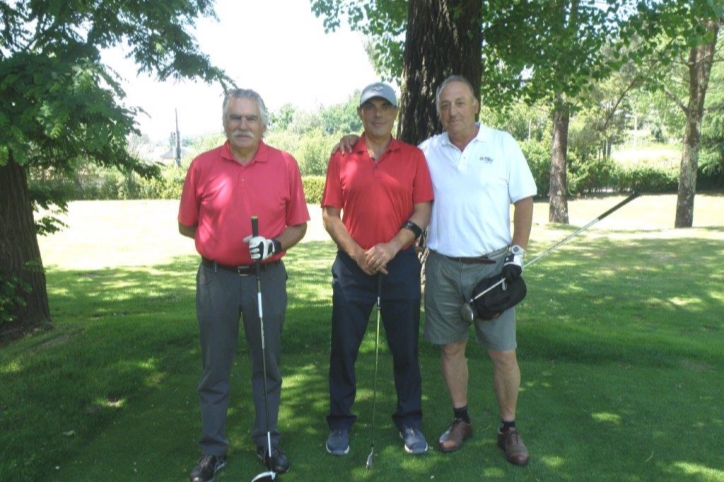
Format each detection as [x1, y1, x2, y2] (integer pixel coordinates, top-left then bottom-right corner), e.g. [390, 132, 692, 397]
[28, 161, 723, 204]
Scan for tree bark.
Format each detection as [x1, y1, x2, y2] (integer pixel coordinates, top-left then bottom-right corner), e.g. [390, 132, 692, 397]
[0, 153, 52, 328]
[397, 0, 483, 145]
[397, 0, 483, 289]
[675, 20, 718, 228]
[549, 94, 570, 223]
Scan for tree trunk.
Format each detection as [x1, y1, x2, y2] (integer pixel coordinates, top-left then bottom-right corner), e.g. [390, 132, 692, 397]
[398, 0, 483, 289]
[549, 94, 570, 223]
[0, 153, 52, 328]
[675, 20, 718, 228]
[397, 0, 483, 145]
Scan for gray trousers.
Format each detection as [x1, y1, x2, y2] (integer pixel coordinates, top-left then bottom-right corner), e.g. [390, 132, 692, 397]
[195, 261, 287, 455]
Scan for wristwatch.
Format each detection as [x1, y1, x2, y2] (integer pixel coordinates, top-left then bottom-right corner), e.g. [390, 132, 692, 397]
[510, 245, 526, 257]
[402, 220, 423, 240]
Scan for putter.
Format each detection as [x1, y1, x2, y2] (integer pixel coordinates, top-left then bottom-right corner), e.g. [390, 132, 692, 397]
[366, 273, 383, 470]
[250, 216, 276, 482]
[461, 192, 641, 323]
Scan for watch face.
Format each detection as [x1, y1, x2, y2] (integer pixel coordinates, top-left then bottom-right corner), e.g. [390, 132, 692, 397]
[511, 245, 525, 255]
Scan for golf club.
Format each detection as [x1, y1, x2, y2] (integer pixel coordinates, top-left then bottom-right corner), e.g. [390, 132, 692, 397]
[250, 216, 276, 482]
[366, 273, 383, 470]
[461, 192, 641, 323]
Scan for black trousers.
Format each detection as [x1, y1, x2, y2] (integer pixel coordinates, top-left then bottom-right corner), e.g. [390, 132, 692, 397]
[327, 247, 423, 432]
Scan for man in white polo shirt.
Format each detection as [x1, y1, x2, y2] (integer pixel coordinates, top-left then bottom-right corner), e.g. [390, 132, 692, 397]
[421, 75, 536, 466]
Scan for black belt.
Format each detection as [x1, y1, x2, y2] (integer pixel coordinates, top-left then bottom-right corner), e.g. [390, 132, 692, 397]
[201, 257, 281, 275]
[442, 255, 495, 264]
[435, 246, 507, 265]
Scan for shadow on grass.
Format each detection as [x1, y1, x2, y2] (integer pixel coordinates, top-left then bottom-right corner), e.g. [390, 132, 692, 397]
[514, 235, 723, 366]
[1, 237, 723, 481]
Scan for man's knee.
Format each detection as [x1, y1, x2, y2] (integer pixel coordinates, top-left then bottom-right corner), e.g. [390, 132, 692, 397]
[488, 349, 518, 369]
[441, 340, 467, 362]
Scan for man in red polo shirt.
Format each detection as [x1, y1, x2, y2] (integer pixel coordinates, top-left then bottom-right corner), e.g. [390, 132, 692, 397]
[178, 88, 309, 482]
[322, 82, 434, 456]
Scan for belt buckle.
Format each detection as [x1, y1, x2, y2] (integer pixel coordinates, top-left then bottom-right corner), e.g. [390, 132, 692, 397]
[237, 265, 254, 276]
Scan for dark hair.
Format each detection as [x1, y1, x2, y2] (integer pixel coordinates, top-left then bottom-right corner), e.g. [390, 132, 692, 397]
[222, 88, 269, 127]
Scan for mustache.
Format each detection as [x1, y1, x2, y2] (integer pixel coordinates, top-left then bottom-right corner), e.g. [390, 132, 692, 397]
[233, 130, 254, 138]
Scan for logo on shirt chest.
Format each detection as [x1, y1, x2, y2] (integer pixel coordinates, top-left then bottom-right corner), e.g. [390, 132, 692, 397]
[479, 156, 494, 163]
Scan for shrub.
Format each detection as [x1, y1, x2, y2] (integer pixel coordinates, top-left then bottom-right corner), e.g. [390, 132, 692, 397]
[569, 156, 619, 194]
[520, 140, 550, 198]
[698, 162, 724, 189]
[615, 165, 678, 193]
[35, 138, 718, 205]
[296, 130, 336, 176]
[0, 274, 30, 328]
[303, 176, 326, 204]
[137, 168, 186, 200]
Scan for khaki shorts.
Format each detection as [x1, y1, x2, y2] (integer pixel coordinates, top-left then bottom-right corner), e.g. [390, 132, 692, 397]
[423, 249, 517, 351]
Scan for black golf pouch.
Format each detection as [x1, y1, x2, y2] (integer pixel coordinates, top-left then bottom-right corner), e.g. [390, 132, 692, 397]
[472, 275, 527, 320]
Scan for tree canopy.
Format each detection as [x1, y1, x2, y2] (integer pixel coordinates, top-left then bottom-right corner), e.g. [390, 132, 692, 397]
[0, 0, 228, 174]
[311, 0, 724, 227]
[0, 0, 229, 329]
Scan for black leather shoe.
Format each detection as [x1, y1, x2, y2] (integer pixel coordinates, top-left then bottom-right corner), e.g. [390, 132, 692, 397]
[189, 454, 226, 482]
[257, 445, 290, 474]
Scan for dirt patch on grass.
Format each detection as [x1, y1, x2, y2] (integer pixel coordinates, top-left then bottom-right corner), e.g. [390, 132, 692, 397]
[0, 321, 54, 347]
[681, 359, 713, 372]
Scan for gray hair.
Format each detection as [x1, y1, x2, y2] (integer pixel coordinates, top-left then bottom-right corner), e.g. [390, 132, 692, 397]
[222, 88, 269, 127]
[435, 75, 478, 112]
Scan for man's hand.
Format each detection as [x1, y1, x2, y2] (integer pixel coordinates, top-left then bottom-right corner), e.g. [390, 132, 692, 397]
[243, 235, 279, 261]
[501, 245, 525, 282]
[364, 243, 400, 275]
[330, 135, 360, 155]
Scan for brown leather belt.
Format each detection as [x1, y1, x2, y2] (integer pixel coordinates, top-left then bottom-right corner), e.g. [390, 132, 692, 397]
[201, 257, 281, 276]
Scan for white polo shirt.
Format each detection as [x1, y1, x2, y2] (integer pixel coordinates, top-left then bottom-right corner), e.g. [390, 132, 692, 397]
[419, 123, 537, 257]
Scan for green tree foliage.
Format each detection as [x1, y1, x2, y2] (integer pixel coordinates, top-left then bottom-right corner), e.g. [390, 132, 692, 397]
[311, 0, 641, 224]
[311, 0, 408, 80]
[312, 0, 626, 107]
[480, 102, 550, 144]
[266, 96, 362, 176]
[0, 0, 229, 328]
[623, 0, 724, 226]
[270, 103, 297, 131]
[700, 36, 724, 178]
[318, 91, 363, 135]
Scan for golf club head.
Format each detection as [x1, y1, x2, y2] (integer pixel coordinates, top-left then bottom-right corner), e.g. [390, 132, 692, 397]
[251, 470, 276, 482]
[366, 450, 373, 470]
[460, 302, 476, 324]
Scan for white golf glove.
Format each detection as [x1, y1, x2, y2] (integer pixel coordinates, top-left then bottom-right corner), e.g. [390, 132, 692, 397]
[501, 245, 525, 282]
[243, 235, 280, 261]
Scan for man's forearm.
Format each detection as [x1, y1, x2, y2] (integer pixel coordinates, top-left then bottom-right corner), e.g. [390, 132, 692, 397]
[276, 223, 307, 251]
[178, 222, 196, 239]
[511, 197, 533, 250]
[385, 201, 432, 253]
[324, 217, 364, 259]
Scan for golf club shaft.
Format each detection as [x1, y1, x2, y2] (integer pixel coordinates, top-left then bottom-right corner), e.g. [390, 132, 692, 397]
[467, 192, 640, 305]
[523, 191, 640, 270]
[252, 216, 273, 461]
[367, 273, 382, 469]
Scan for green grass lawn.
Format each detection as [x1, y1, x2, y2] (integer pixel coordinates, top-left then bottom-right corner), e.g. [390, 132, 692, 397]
[1, 194, 723, 482]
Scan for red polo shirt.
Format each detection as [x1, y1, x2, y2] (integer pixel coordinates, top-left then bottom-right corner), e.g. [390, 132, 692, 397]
[322, 135, 433, 250]
[178, 141, 310, 266]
